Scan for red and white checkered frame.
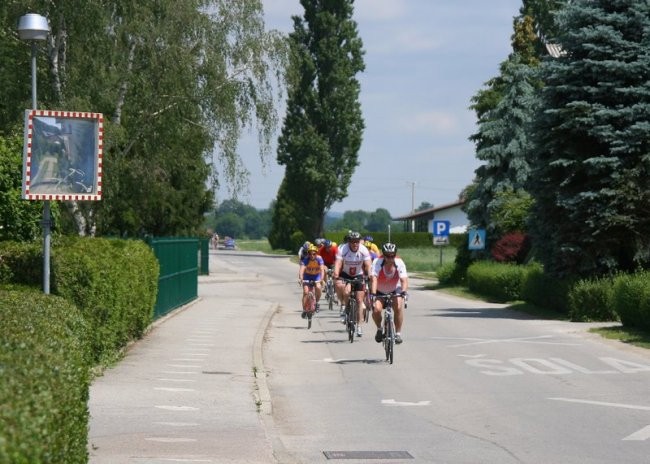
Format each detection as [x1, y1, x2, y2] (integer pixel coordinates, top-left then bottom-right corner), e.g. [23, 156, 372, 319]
[22, 109, 103, 201]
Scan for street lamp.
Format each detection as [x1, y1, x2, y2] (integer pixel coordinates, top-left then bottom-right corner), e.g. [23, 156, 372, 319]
[18, 13, 51, 294]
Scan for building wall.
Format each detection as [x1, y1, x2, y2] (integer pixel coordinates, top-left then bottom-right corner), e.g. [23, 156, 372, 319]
[427, 205, 468, 234]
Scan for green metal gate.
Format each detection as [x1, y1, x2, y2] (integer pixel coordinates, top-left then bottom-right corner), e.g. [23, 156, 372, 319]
[146, 237, 199, 318]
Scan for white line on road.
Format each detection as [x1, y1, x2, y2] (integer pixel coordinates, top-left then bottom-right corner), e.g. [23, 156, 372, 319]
[155, 405, 199, 411]
[161, 371, 199, 375]
[382, 399, 431, 406]
[549, 398, 650, 411]
[623, 425, 650, 441]
[145, 437, 197, 443]
[157, 378, 197, 383]
[167, 364, 202, 368]
[433, 335, 580, 348]
[154, 422, 200, 427]
[154, 387, 196, 392]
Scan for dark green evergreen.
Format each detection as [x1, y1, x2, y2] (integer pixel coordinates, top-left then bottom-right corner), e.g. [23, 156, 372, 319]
[269, 0, 365, 249]
[528, 0, 650, 278]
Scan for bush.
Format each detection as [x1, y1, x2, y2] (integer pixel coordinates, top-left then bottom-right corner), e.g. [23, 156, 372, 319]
[491, 231, 531, 264]
[0, 286, 91, 464]
[435, 262, 465, 285]
[568, 277, 618, 322]
[612, 271, 650, 331]
[466, 261, 528, 302]
[520, 262, 572, 314]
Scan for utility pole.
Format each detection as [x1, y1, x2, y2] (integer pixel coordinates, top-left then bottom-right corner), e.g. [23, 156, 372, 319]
[406, 181, 416, 232]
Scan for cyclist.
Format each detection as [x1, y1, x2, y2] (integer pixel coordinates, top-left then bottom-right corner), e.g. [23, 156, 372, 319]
[333, 231, 371, 337]
[318, 239, 339, 270]
[369, 242, 409, 344]
[363, 235, 380, 259]
[297, 241, 311, 261]
[299, 244, 326, 318]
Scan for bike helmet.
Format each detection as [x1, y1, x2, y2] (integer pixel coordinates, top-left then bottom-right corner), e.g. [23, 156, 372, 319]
[314, 238, 325, 247]
[348, 231, 361, 241]
[308, 244, 318, 253]
[364, 235, 373, 242]
[302, 241, 311, 251]
[382, 242, 397, 255]
[324, 239, 332, 247]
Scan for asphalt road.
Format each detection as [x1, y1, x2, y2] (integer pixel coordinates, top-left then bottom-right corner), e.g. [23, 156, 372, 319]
[89, 251, 650, 463]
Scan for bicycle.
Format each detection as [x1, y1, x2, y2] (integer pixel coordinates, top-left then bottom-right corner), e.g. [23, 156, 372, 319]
[338, 276, 365, 343]
[324, 268, 336, 311]
[301, 280, 317, 329]
[375, 292, 405, 365]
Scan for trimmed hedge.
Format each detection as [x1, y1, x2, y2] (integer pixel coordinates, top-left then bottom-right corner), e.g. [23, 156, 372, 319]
[520, 262, 572, 314]
[568, 276, 618, 322]
[466, 261, 528, 302]
[612, 271, 650, 331]
[0, 286, 91, 464]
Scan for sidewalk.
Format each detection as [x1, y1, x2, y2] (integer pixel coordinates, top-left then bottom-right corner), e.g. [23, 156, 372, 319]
[87, 254, 279, 463]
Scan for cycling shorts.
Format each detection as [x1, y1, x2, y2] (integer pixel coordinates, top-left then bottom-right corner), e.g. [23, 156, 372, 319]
[340, 272, 365, 291]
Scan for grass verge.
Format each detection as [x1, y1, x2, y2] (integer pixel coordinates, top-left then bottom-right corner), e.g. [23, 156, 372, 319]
[589, 326, 650, 350]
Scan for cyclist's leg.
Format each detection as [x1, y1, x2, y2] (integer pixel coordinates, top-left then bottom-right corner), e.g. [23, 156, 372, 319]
[373, 297, 385, 342]
[394, 295, 404, 343]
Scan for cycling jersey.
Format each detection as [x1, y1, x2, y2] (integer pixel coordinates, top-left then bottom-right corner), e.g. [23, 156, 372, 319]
[371, 257, 408, 293]
[336, 243, 371, 277]
[318, 244, 339, 267]
[301, 255, 324, 281]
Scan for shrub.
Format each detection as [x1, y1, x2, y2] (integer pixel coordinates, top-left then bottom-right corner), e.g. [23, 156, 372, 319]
[612, 271, 650, 331]
[466, 261, 527, 302]
[568, 277, 618, 322]
[436, 262, 465, 285]
[491, 231, 531, 264]
[520, 262, 572, 314]
[0, 286, 91, 464]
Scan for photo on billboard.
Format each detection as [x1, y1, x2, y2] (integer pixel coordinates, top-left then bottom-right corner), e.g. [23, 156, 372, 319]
[22, 110, 103, 201]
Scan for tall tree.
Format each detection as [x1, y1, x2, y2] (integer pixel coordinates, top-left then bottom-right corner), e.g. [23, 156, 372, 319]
[269, 0, 365, 249]
[528, 0, 650, 278]
[1, 0, 287, 237]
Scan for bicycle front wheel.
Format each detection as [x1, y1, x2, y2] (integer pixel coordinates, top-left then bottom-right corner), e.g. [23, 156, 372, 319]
[348, 300, 357, 343]
[384, 317, 394, 364]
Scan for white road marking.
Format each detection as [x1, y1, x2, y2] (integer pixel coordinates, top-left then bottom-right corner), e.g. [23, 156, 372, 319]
[154, 405, 199, 411]
[161, 371, 199, 375]
[623, 425, 650, 441]
[154, 422, 200, 427]
[549, 398, 650, 411]
[154, 387, 195, 392]
[145, 437, 197, 443]
[157, 378, 196, 383]
[457, 354, 487, 358]
[433, 335, 580, 348]
[188, 343, 214, 347]
[382, 399, 431, 406]
[167, 364, 202, 368]
[156, 459, 212, 463]
[172, 358, 205, 362]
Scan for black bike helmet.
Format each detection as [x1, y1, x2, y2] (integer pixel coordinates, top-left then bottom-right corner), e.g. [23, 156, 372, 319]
[382, 242, 397, 255]
[348, 231, 361, 241]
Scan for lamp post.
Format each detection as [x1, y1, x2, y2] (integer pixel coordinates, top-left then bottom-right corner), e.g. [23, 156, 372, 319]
[18, 13, 51, 294]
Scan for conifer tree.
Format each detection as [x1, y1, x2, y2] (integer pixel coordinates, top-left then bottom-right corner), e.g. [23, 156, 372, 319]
[528, 0, 650, 277]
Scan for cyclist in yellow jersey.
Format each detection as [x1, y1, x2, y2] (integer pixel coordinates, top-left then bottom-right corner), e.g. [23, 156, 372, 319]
[299, 244, 326, 317]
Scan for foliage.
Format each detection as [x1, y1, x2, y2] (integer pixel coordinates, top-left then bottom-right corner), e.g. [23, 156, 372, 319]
[466, 261, 529, 302]
[491, 231, 531, 264]
[1, 0, 287, 237]
[328, 208, 392, 232]
[270, 0, 365, 245]
[520, 262, 572, 314]
[0, 131, 48, 241]
[528, 0, 650, 278]
[568, 276, 618, 322]
[210, 199, 271, 239]
[612, 271, 650, 331]
[0, 286, 91, 464]
[52, 237, 158, 364]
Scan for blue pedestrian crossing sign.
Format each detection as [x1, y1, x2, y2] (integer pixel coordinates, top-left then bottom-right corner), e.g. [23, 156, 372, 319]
[468, 229, 486, 250]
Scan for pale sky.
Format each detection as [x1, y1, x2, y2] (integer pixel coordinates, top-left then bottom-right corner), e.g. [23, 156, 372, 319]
[222, 0, 522, 217]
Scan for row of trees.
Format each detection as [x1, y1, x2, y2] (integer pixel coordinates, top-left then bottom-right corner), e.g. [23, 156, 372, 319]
[205, 198, 395, 241]
[465, 0, 650, 279]
[0, 0, 286, 240]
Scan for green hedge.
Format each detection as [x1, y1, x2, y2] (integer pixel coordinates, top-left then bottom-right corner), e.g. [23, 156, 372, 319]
[612, 271, 650, 331]
[0, 286, 91, 464]
[466, 261, 528, 302]
[52, 237, 159, 365]
[520, 262, 572, 314]
[568, 276, 618, 322]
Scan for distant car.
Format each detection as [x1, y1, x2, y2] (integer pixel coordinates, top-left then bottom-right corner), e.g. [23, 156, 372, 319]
[224, 238, 236, 250]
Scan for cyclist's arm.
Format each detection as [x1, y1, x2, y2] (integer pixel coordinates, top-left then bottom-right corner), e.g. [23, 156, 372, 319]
[332, 257, 342, 280]
[298, 262, 306, 281]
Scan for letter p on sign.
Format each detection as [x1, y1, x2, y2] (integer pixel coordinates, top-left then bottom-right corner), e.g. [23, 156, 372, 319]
[433, 220, 450, 237]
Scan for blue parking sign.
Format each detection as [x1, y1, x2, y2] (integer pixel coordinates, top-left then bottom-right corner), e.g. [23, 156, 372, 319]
[433, 220, 450, 237]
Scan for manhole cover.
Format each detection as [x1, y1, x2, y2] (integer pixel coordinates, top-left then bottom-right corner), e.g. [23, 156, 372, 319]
[323, 451, 413, 460]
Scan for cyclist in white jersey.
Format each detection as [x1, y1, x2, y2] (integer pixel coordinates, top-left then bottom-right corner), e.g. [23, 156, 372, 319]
[332, 231, 371, 337]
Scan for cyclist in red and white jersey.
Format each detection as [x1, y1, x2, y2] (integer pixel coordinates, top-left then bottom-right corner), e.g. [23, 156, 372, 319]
[369, 242, 409, 344]
[332, 231, 371, 337]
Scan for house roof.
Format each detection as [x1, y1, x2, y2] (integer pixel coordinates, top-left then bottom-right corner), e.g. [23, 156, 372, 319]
[393, 199, 465, 221]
